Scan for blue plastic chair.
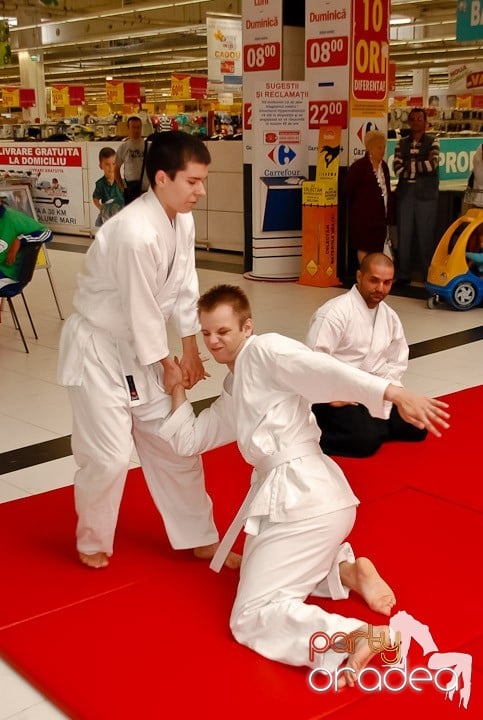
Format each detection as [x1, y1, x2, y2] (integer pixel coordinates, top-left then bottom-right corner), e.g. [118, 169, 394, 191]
[0, 242, 43, 353]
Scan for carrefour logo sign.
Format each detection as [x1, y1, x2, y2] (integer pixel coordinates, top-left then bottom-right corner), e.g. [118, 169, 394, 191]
[268, 145, 297, 166]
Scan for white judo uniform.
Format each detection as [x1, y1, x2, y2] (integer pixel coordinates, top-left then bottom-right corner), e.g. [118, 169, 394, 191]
[306, 285, 408, 419]
[160, 333, 391, 671]
[58, 187, 218, 555]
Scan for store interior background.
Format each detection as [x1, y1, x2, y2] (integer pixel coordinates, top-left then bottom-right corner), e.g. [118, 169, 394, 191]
[0, 1, 481, 281]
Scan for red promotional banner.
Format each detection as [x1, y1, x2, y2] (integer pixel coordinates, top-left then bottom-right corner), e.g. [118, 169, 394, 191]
[19, 88, 36, 108]
[351, 0, 389, 102]
[123, 81, 140, 103]
[69, 85, 85, 105]
[189, 76, 207, 99]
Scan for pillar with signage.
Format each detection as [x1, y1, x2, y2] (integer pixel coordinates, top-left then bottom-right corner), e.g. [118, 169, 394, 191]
[305, 0, 351, 168]
[243, 0, 307, 279]
[248, 80, 308, 279]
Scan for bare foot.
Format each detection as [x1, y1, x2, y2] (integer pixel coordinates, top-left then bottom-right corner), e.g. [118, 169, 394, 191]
[78, 551, 109, 569]
[193, 543, 242, 569]
[339, 557, 396, 616]
[337, 624, 389, 689]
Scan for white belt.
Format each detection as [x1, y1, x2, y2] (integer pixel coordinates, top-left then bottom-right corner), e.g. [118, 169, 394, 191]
[209, 441, 321, 573]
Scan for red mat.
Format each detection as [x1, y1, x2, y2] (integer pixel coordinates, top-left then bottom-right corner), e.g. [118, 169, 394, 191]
[0, 387, 482, 719]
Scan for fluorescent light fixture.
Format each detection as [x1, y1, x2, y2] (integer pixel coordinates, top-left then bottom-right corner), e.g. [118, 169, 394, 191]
[390, 17, 412, 26]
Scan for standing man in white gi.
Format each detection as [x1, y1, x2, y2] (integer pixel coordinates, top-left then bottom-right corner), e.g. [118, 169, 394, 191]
[58, 131, 232, 570]
[160, 284, 449, 681]
[306, 253, 427, 458]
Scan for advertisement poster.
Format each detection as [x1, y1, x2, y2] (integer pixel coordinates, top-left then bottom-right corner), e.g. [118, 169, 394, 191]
[448, 62, 483, 95]
[86, 140, 123, 231]
[206, 14, 243, 85]
[305, 0, 351, 166]
[348, 0, 389, 164]
[299, 125, 341, 287]
[0, 143, 88, 231]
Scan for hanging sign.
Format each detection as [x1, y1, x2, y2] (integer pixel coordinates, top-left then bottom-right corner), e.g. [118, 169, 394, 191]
[2, 86, 19, 107]
[19, 89, 36, 108]
[171, 74, 191, 98]
[52, 84, 70, 107]
[123, 81, 140, 103]
[68, 85, 85, 105]
[106, 80, 124, 104]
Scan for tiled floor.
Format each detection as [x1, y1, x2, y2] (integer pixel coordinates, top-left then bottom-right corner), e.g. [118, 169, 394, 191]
[0, 236, 482, 719]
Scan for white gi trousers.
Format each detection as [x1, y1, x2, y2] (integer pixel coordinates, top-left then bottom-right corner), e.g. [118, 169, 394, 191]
[230, 507, 364, 672]
[68, 334, 218, 556]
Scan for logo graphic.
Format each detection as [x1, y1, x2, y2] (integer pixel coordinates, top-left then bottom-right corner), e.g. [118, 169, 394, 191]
[356, 121, 380, 144]
[308, 610, 472, 709]
[268, 145, 296, 166]
[320, 144, 341, 168]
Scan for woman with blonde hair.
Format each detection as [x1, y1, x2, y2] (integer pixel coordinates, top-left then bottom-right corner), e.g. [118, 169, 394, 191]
[344, 130, 394, 264]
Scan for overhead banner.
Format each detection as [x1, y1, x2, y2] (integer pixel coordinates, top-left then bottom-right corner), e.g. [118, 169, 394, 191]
[207, 14, 242, 83]
[456, 0, 483, 41]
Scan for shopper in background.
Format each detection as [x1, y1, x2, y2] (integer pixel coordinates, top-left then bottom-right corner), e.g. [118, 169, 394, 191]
[393, 107, 440, 285]
[344, 130, 394, 265]
[114, 115, 150, 205]
[462, 143, 483, 213]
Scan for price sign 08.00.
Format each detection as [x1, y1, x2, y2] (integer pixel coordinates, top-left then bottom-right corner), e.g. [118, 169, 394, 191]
[306, 36, 348, 68]
[243, 42, 281, 72]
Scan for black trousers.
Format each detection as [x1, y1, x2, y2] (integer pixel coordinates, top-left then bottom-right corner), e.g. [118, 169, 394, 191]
[311, 402, 427, 458]
[124, 180, 142, 205]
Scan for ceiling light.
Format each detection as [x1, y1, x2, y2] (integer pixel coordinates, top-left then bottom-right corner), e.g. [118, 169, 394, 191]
[390, 17, 412, 26]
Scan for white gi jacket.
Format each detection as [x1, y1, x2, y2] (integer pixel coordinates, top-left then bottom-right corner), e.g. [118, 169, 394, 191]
[160, 333, 391, 541]
[58, 187, 200, 393]
[305, 285, 408, 418]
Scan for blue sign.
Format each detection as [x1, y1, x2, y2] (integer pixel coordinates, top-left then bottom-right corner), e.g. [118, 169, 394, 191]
[456, 0, 483, 41]
[386, 137, 483, 182]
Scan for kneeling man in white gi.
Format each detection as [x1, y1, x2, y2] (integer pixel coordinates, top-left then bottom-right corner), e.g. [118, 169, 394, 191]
[306, 252, 427, 457]
[160, 284, 449, 682]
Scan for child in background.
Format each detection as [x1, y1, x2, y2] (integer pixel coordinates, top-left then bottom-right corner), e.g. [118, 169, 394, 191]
[92, 147, 124, 226]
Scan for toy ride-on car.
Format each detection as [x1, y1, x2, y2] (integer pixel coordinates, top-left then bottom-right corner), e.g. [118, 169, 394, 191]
[425, 208, 483, 310]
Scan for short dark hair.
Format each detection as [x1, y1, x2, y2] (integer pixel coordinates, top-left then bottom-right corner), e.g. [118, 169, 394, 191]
[359, 252, 394, 274]
[98, 146, 116, 162]
[408, 107, 427, 122]
[127, 115, 142, 126]
[145, 130, 211, 186]
[198, 284, 251, 328]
